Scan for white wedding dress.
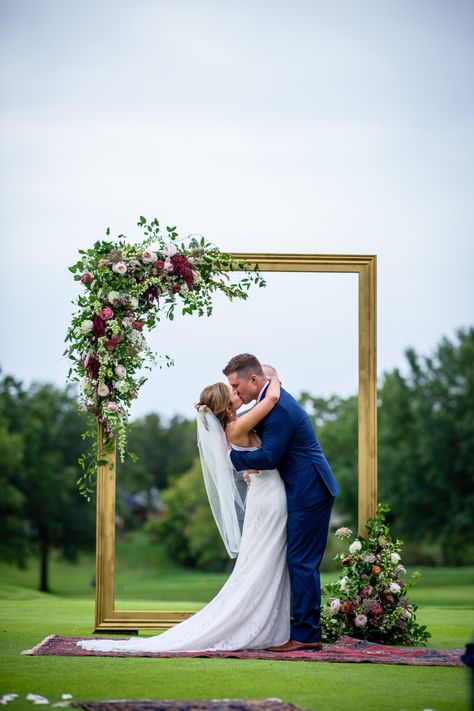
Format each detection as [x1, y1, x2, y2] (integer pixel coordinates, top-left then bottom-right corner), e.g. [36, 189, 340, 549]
[77, 445, 290, 653]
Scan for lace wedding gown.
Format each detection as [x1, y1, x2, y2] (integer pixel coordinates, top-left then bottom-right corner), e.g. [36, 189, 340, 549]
[77, 446, 290, 653]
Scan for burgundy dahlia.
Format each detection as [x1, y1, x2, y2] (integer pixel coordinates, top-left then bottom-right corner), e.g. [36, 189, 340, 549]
[92, 316, 106, 340]
[341, 601, 354, 616]
[142, 286, 159, 305]
[170, 254, 194, 290]
[85, 355, 100, 380]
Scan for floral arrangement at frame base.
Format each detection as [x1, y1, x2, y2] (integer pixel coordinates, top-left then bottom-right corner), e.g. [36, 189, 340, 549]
[321, 504, 431, 646]
[64, 216, 265, 498]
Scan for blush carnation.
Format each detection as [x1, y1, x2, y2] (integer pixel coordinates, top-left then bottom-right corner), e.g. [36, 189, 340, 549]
[354, 614, 368, 627]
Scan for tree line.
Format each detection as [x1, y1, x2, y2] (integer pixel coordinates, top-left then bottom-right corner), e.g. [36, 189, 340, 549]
[1, 327, 473, 589]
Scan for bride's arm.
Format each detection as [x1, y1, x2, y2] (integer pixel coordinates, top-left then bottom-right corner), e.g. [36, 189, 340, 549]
[227, 377, 280, 441]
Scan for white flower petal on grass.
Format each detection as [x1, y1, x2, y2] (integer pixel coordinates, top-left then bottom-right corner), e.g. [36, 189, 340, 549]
[26, 694, 49, 704]
[61, 695, 73, 700]
[0, 694, 18, 705]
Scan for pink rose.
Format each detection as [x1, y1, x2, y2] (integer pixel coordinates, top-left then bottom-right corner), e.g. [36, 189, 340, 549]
[130, 390, 137, 398]
[97, 383, 110, 397]
[133, 321, 143, 331]
[154, 259, 164, 270]
[105, 402, 118, 411]
[142, 251, 157, 263]
[112, 261, 127, 274]
[362, 585, 373, 598]
[115, 365, 126, 378]
[372, 603, 383, 617]
[98, 258, 110, 268]
[354, 614, 368, 628]
[80, 272, 92, 284]
[330, 598, 342, 613]
[100, 307, 114, 320]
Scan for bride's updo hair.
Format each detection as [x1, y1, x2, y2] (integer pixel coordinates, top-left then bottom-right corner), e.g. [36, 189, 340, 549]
[198, 382, 231, 429]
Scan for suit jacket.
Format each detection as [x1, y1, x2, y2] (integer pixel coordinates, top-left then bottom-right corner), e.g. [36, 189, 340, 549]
[229, 387, 339, 512]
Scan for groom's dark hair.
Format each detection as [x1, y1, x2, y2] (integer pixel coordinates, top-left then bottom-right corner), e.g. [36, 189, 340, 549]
[223, 353, 264, 379]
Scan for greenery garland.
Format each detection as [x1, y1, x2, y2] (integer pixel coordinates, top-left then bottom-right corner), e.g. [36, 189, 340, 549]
[64, 216, 265, 498]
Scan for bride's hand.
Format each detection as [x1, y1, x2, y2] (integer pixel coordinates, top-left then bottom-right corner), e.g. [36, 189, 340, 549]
[243, 470, 259, 486]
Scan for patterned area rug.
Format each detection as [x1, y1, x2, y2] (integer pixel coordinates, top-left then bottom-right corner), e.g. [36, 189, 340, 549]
[22, 635, 464, 667]
[68, 702, 305, 711]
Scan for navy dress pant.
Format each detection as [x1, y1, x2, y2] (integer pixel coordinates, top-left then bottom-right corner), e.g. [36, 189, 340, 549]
[287, 494, 335, 643]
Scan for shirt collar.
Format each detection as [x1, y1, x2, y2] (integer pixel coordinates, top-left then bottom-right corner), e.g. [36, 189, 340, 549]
[257, 380, 270, 402]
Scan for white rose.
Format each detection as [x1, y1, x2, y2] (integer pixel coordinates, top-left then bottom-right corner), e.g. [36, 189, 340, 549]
[129, 296, 139, 309]
[390, 553, 401, 564]
[349, 540, 362, 554]
[142, 251, 157, 263]
[81, 319, 94, 334]
[108, 291, 121, 303]
[389, 582, 401, 593]
[114, 380, 129, 393]
[164, 243, 177, 257]
[339, 576, 349, 591]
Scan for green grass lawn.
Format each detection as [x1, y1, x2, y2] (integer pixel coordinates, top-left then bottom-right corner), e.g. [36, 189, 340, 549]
[0, 545, 473, 711]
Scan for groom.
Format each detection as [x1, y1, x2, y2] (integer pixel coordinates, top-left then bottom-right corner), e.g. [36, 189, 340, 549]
[223, 353, 340, 651]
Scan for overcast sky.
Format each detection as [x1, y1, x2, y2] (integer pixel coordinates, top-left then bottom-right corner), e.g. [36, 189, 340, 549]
[1, 0, 473, 420]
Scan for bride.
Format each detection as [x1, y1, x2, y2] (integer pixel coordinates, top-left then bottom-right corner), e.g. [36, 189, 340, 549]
[77, 376, 290, 652]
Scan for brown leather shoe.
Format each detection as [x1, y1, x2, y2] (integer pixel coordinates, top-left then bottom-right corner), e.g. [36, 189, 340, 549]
[266, 639, 323, 652]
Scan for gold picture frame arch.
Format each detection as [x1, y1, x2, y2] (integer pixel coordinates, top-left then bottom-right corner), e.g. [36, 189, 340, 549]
[93, 253, 377, 632]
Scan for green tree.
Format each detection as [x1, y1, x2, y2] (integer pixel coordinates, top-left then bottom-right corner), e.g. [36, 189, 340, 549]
[146, 459, 231, 571]
[378, 328, 474, 563]
[117, 413, 196, 524]
[0, 375, 96, 591]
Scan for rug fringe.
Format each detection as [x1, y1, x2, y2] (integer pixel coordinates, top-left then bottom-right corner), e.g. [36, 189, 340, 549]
[21, 634, 57, 655]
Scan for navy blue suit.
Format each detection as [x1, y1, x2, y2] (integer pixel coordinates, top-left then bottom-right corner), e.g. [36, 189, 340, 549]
[230, 386, 339, 642]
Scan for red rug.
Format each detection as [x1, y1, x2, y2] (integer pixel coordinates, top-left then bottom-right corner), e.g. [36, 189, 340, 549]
[22, 635, 464, 667]
[68, 702, 305, 711]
